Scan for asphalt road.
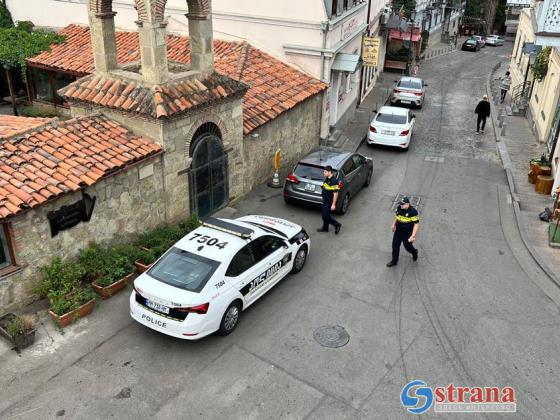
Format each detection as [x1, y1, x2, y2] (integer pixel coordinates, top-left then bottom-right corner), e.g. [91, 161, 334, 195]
[2, 46, 560, 420]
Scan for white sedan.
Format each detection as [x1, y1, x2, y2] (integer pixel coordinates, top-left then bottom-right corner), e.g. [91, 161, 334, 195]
[130, 215, 310, 340]
[486, 35, 504, 46]
[367, 106, 416, 149]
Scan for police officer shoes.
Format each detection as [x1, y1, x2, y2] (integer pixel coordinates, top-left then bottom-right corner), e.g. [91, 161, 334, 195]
[386, 260, 397, 267]
[316, 228, 328, 233]
[413, 251, 418, 261]
[335, 224, 342, 235]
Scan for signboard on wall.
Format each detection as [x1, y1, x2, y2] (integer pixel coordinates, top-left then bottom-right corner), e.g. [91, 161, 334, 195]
[362, 36, 381, 67]
[47, 193, 96, 237]
[342, 16, 359, 40]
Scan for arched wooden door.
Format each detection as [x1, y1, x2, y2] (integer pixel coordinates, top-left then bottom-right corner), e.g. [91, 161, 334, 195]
[189, 123, 229, 219]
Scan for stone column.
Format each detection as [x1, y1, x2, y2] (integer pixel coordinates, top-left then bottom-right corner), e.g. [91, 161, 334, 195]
[88, 11, 118, 74]
[138, 21, 170, 85]
[187, 15, 214, 74]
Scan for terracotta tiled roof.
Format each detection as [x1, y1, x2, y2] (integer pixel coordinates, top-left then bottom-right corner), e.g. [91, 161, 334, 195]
[0, 115, 53, 139]
[27, 25, 327, 134]
[0, 115, 161, 220]
[60, 72, 248, 119]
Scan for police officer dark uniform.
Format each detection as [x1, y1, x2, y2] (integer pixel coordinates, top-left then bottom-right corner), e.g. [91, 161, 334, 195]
[317, 165, 342, 234]
[387, 197, 419, 267]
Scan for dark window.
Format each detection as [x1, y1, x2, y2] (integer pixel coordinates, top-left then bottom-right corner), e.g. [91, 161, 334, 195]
[53, 72, 76, 105]
[341, 158, 357, 175]
[226, 244, 256, 277]
[376, 113, 407, 124]
[343, 0, 348, 10]
[352, 154, 365, 167]
[148, 248, 220, 292]
[0, 225, 14, 270]
[293, 164, 324, 180]
[251, 236, 285, 262]
[332, 0, 338, 16]
[397, 79, 422, 89]
[30, 67, 53, 103]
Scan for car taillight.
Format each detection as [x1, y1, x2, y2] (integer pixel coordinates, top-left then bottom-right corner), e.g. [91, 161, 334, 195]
[394, 89, 402, 93]
[369, 126, 377, 133]
[400, 129, 410, 136]
[414, 92, 422, 96]
[286, 173, 299, 184]
[176, 302, 210, 314]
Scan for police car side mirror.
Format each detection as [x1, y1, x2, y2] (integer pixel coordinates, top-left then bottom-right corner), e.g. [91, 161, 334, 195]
[283, 241, 290, 249]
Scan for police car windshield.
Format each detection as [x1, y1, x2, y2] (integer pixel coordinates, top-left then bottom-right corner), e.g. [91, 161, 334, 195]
[148, 248, 220, 293]
[294, 164, 324, 180]
[376, 113, 407, 124]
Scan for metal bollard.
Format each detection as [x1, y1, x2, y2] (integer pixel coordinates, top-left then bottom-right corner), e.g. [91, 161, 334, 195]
[501, 123, 507, 137]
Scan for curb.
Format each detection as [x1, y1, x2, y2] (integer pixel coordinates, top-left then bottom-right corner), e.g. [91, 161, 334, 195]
[486, 61, 560, 290]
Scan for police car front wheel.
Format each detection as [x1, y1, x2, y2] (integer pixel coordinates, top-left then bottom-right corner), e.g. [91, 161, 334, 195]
[218, 301, 242, 335]
[290, 245, 308, 274]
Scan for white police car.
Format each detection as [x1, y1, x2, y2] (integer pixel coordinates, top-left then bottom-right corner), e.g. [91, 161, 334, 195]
[130, 215, 310, 339]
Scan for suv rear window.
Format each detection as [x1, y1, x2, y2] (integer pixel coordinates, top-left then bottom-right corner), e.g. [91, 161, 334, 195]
[148, 248, 220, 292]
[376, 113, 407, 124]
[294, 164, 324, 180]
[398, 80, 422, 89]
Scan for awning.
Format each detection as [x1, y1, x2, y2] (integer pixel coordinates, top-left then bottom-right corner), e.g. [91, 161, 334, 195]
[389, 29, 421, 43]
[331, 53, 360, 73]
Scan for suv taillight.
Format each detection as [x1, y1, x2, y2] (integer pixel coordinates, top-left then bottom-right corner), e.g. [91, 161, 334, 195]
[400, 129, 410, 136]
[369, 126, 377, 133]
[176, 303, 210, 314]
[414, 92, 422, 96]
[286, 173, 299, 184]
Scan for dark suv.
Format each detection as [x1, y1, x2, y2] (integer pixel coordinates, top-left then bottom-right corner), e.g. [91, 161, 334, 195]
[283, 149, 373, 214]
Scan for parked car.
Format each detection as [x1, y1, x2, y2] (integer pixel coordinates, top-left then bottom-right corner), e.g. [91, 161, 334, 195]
[390, 76, 427, 108]
[367, 106, 415, 150]
[283, 149, 373, 214]
[461, 38, 481, 52]
[471, 35, 486, 48]
[485, 35, 504, 46]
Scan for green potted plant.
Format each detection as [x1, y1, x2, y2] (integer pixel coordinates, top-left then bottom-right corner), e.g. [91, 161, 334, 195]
[36, 257, 96, 328]
[0, 313, 36, 351]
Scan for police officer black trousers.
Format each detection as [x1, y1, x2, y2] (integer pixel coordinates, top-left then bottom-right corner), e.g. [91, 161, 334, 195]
[321, 200, 341, 232]
[392, 230, 417, 263]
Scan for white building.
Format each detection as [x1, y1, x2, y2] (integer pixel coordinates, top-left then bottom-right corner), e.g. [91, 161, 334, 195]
[7, 0, 387, 139]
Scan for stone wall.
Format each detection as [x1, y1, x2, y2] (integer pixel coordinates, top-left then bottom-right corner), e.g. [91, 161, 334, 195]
[0, 157, 165, 312]
[242, 94, 323, 193]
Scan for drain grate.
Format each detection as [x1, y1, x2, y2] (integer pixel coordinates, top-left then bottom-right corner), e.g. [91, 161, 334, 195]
[391, 194, 421, 211]
[313, 325, 350, 348]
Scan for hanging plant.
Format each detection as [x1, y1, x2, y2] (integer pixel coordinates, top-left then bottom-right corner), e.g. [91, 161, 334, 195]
[532, 46, 552, 82]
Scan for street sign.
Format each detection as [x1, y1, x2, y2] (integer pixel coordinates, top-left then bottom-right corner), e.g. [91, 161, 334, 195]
[362, 36, 381, 67]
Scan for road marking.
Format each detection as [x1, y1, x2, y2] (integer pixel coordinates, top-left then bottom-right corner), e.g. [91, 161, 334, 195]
[507, 194, 512, 204]
[425, 156, 445, 163]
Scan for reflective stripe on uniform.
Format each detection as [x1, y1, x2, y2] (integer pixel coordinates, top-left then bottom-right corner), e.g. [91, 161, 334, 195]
[396, 215, 419, 223]
[322, 183, 339, 191]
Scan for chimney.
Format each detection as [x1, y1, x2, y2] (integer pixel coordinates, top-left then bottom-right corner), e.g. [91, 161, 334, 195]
[88, 7, 118, 73]
[186, 0, 215, 74]
[136, 0, 170, 85]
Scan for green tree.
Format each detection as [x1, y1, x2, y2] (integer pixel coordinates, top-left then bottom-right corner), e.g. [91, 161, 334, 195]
[393, 0, 417, 19]
[0, 27, 64, 115]
[0, 0, 13, 29]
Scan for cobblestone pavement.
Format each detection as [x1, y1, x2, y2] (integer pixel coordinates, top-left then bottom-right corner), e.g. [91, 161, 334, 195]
[1, 46, 560, 419]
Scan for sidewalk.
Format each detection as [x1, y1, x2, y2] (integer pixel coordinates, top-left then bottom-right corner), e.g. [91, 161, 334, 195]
[327, 73, 394, 152]
[487, 62, 560, 283]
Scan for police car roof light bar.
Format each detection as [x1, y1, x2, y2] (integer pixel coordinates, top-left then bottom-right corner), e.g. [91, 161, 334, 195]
[203, 217, 254, 239]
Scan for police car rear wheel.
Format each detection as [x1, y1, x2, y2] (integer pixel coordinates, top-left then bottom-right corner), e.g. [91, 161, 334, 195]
[218, 301, 241, 335]
[291, 245, 308, 274]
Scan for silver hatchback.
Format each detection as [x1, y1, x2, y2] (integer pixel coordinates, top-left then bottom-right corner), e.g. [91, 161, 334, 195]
[391, 77, 426, 108]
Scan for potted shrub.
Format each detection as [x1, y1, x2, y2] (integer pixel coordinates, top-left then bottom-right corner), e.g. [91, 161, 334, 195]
[134, 247, 157, 273]
[0, 313, 36, 351]
[48, 285, 96, 328]
[37, 257, 96, 328]
[80, 244, 137, 299]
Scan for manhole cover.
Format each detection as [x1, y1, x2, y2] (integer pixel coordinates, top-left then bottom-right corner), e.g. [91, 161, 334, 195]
[313, 326, 350, 348]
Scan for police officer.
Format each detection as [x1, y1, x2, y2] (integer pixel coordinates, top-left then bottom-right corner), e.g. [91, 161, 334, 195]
[387, 197, 419, 267]
[317, 165, 342, 234]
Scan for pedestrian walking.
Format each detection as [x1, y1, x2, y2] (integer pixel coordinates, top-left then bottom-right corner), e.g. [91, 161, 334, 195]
[317, 165, 342, 234]
[387, 197, 419, 267]
[475, 95, 491, 134]
[500, 71, 512, 103]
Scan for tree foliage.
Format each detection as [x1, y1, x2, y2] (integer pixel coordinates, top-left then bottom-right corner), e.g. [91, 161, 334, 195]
[393, 0, 417, 19]
[0, 27, 64, 74]
[0, 0, 13, 29]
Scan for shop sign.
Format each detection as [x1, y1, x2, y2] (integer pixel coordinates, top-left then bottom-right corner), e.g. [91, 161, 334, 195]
[342, 17, 359, 40]
[362, 36, 381, 67]
[47, 193, 96, 237]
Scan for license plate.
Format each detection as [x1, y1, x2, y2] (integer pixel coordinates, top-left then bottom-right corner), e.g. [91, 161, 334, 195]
[401, 100, 411, 104]
[304, 183, 316, 191]
[145, 299, 169, 314]
[382, 130, 395, 135]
